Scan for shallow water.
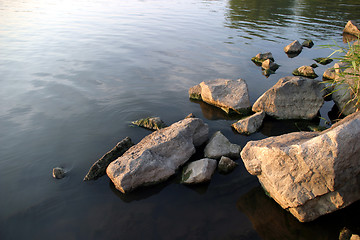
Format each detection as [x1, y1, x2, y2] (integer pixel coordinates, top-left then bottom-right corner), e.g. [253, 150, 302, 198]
[1, 0, 360, 239]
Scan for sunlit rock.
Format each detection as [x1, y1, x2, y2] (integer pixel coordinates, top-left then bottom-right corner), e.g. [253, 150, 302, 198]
[241, 111, 360, 222]
[284, 40, 303, 54]
[107, 118, 209, 193]
[252, 76, 324, 119]
[251, 52, 274, 65]
[343, 20, 360, 37]
[204, 131, 241, 159]
[261, 59, 279, 71]
[232, 111, 265, 135]
[181, 158, 217, 184]
[292, 66, 318, 79]
[52, 167, 65, 179]
[83, 137, 134, 181]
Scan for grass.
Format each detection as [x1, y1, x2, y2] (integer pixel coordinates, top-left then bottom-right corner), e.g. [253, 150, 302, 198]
[322, 40, 360, 114]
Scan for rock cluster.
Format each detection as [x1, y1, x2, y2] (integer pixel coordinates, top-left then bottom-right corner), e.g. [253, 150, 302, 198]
[232, 111, 265, 135]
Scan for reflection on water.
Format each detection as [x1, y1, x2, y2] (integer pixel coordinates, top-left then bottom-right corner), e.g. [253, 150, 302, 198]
[1, 0, 360, 239]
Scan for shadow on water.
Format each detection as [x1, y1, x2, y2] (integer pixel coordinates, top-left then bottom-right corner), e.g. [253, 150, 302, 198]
[237, 186, 360, 240]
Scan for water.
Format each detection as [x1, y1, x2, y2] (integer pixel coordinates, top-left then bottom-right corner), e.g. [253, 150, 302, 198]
[1, 0, 360, 239]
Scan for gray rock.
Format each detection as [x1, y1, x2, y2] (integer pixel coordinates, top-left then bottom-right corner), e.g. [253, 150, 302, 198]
[241, 111, 360, 222]
[199, 78, 251, 114]
[292, 66, 318, 79]
[204, 131, 241, 159]
[252, 76, 324, 119]
[132, 117, 167, 130]
[218, 156, 238, 173]
[232, 111, 265, 135]
[343, 20, 360, 37]
[251, 52, 274, 65]
[261, 59, 279, 71]
[83, 137, 134, 181]
[284, 40, 303, 54]
[302, 39, 314, 48]
[106, 118, 209, 193]
[181, 158, 217, 184]
[52, 167, 65, 179]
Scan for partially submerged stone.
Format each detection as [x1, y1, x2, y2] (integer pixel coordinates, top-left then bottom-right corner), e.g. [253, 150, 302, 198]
[218, 156, 238, 174]
[181, 158, 217, 184]
[189, 84, 202, 100]
[241, 111, 360, 222]
[313, 57, 333, 65]
[261, 59, 280, 71]
[204, 131, 241, 159]
[284, 40, 303, 55]
[132, 117, 167, 130]
[343, 20, 360, 37]
[292, 66, 318, 79]
[252, 76, 324, 119]
[302, 39, 314, 48]
[83, 137, 134, 181]
[107, 118, 209, 193]
[251, 52, 274, 65]
[323, 62, 349, 80]
[199, 78, 251, 114]
[232, 111, 265, 135]
[53, 167, 65, 179]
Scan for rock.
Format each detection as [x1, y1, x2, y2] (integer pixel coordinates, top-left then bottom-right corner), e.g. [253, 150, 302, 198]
[185, 113, 196, 119]
[323, 61, 349, 81]
[314, 57, 333, 65]
[311, 63, 318, 68]
[343, 20, 360, 37]
[261, 59, 280, 71]
[302, 39, 314, 48]
[332, 68, 359, 115]
[199, 78, 251, 114]
[204, 131, 241, 159]
[284, 40, 303, 54]
[232, 111, 265, 135]
[292, 66, 318, 79]
[181, 158, 217, 184]
[132, 117, 167, 130]
[218, 156, 238, 174]
[351, 234, 360, 240]
[251, 52, 274, 65]
[83, 137, 134, 181]
[340, 228, 353, 240]
[106, 118, 209, 193]
[323, 67, 336, 80]
[189, 84, 202, 100]
[52, 167, 65, 179]
[240, 111, 360, 222]
[252, 76, 324, 119]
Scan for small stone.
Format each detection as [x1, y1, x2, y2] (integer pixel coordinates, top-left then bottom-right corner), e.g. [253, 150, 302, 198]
[218, 156, 238, 174]
[232, 111, 265, 135]
[292, 66, 318, 79]
[251, 52, 274, 65]
[343, 20, 360, 37]
[261, 59, 280, 71]
[311, 63, 318, 68]
[204, 131, 241, 159]
[302, 39, 314, 48]
[339, 228, 352, 240]
[132, 117, 167, 130]
[185, 113, 196, 119]
[189, 84, 202, 100]
[313, 57, 333, 65]
[52, 167, 65, 179]
[284, 40, 303, 54]
[181, 158, 217, 184]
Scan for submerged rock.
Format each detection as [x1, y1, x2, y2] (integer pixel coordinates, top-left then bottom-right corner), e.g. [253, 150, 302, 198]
[199, 78, 251, 114]
[106, 118, 209, 193]
[83, 137, 134, 181]
[204, 131, 241, 159]
[252, 76, 324, 119]
[302, 39, 314, 48]
[218, 156, 238, 174]
[52, 167, 65, 179]
[132, 117, 167, 130]
[181, 158, 217, 184]
[343, 20, 360, 37]
[292, 66, 318, 79]
[284, 40, 303, 55]
[241, 111, 360, 222]
[313, 57, 333, 65]
[251, 52, 274, 65]
[232, 111, 265, 135]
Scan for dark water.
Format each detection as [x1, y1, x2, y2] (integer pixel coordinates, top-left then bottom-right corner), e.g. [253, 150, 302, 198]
[1, 0, 360, 239]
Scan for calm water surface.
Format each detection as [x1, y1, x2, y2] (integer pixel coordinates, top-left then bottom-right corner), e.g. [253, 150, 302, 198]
[1, 0, 360, 239]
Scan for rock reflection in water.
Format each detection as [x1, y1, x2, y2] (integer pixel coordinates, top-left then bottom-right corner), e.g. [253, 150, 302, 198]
[190, 99, 244, 121]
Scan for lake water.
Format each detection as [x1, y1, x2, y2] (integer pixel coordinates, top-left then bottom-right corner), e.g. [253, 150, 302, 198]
[1, 0, 360, 239]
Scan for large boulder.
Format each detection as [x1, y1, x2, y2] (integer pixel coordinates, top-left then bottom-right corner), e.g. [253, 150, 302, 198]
[240, 111, 360, 222]
[343, 20, 360, 37]
[83, 137, 134, 181]
[232, 111, 265, 135]
[252, 76, 324, 119]
[106, 118, 209, 193]
[193, 78, 251, 114]
[181, 158, 217, 184]
[204, 131, 241, 159]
